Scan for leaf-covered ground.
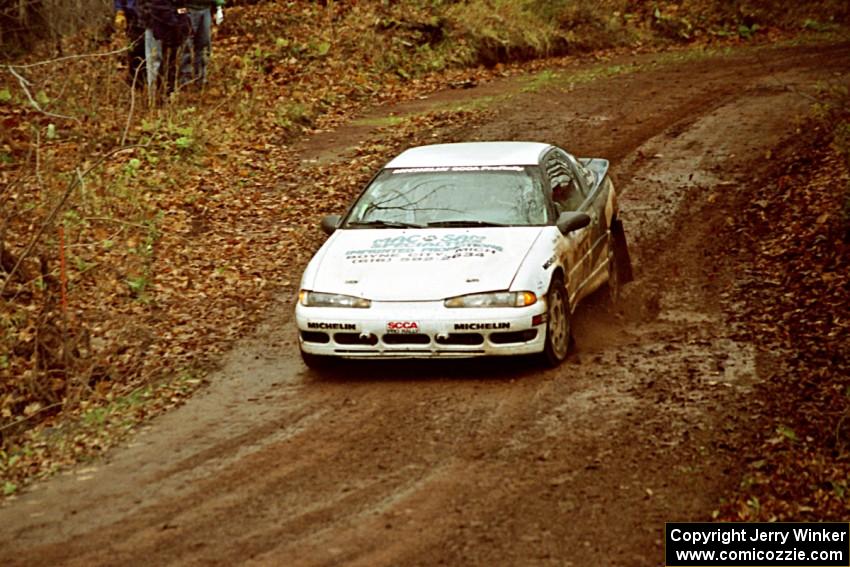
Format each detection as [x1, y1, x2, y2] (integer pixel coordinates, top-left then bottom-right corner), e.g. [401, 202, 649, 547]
[716, 101, 850, 521]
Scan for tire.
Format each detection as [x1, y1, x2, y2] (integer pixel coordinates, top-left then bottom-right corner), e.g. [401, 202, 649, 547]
[540, 275, 571, 367]
[300, 350, 336, 370]
[611, 218, 633, 284]
[604, 218, 633, 306]
[604, 233, 622, 306]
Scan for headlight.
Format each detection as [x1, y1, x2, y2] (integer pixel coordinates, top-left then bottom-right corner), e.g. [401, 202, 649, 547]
[444, 291, 537, 308]
[299, 290, 371, 308]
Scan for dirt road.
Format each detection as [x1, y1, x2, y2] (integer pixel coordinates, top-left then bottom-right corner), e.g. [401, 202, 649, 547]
[2, 41, 849, 566]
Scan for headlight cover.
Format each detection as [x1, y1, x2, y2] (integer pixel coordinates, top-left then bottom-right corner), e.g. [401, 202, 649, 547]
[444, 291, 537, 308]
[299, 290, 371, 308]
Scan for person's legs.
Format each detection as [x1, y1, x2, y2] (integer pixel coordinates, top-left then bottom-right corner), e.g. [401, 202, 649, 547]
[179, 20, 195, 87]
[127, 21, 147, 88]
[180, 9, 212, 87]
[193, 9, 212, 85]
[145, 29, 162, 92]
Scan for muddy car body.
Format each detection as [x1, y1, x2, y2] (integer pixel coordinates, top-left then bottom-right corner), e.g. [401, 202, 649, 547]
[296, 141, 631, 367]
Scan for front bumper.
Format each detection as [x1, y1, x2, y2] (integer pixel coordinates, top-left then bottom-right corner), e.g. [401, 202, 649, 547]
[295, 299, 547, 358]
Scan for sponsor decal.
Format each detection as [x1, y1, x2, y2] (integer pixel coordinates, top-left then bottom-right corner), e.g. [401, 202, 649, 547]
[454, 322, 511, 331]
[386, 321, 419, 334]
[307, 322, 357, 330]
[345, 233, 504, 264]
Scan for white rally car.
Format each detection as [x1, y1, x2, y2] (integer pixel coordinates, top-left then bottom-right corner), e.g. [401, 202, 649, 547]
[295, 141, 632, 368]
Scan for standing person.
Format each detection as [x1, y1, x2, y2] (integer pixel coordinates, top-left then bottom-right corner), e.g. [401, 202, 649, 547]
[114, 0, 147, 87]
[147, 0, 192, 97]
[180, 0, 225, 88]
[134, 0, 163, 92]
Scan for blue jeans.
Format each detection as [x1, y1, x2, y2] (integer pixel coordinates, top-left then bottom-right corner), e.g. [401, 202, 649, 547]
[145, 29, 162, 90]
[145, 28, 182, 96]
[180, 9, 212, 87]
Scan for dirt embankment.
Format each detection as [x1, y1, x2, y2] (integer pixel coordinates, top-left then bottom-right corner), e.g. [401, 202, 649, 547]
[0, 41, 848, 567]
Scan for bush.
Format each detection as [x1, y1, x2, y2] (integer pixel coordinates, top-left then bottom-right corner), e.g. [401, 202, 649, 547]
[0, 0, 111, 51]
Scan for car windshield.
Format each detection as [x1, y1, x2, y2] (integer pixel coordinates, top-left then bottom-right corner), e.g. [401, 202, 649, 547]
[343, 166, 548, 228]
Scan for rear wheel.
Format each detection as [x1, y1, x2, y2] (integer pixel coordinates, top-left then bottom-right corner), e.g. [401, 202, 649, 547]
[604, 218, 632, 306]
[611, 218, 633, 284]
[604, 234, 622, 305]
[540, 275, 571, 367]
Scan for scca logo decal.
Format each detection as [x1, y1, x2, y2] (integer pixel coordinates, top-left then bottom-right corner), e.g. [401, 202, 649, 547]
[387, 321, 419, 330]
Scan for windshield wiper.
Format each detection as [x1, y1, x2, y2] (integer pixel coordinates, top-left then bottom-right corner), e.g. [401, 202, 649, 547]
[426, 220, 509, 228]
[346, 220, 425, 229]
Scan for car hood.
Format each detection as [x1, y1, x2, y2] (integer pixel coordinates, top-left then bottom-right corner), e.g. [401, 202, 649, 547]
[307, 227, 545, 301]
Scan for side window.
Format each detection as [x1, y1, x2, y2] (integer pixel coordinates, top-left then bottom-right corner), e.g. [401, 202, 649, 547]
[570, 158, 595, 190]
[561, 151, 592, 195]
[545, 152, 585, 212]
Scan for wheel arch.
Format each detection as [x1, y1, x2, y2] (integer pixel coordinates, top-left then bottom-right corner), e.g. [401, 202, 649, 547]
[548, 265, 572, 312]
[549, 266, 565, 288]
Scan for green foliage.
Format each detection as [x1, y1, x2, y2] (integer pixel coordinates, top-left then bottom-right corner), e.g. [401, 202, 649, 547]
[736, 23, 760, 39]
[522, 69, 558, 93]
[745, 495, 761, 516]
[275, 102, 312, 132]
[776, 424, 798, 442]
[653, 7, 694, 40]
[313, 41, 331, 58]
[35, 90, 50, 107]
[139, 118, 201, 157]
[82, 407, 109, 427]
[352, 115, 407, 128]
[803, 19, 839, 32]
[126, 276, 148, 297]
[62, 208, 84, 229]
[124, 215, 160, 301]
[124, 158, 142, 176]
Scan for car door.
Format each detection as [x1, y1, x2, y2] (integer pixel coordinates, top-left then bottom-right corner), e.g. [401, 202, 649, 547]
[565, 153, 611, 292]
[542, 149, 591, 305]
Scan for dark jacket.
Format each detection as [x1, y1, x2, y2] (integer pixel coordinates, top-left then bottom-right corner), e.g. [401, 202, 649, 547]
[148, 0, 191, 47]
[185, 0, 225, 9]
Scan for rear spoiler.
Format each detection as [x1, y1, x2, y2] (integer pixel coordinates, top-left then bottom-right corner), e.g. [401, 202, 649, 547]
[579, 157, 609, 179]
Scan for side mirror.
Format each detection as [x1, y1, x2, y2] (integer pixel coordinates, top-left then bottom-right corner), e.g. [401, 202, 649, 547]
[556, 211, 591, 235]
[320, 214, 341, 235]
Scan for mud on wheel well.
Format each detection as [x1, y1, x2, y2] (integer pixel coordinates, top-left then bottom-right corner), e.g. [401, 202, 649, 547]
[549, 267, 566, 292]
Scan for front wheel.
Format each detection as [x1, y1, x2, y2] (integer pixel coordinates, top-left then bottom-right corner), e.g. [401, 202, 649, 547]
[540, 275, 571, 367]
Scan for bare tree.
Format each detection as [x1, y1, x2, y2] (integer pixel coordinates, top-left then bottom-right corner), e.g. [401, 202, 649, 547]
[0, 0, 111, 50]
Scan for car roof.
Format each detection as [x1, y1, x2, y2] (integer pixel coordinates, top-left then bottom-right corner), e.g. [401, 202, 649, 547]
[384, 142, 553, 168]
